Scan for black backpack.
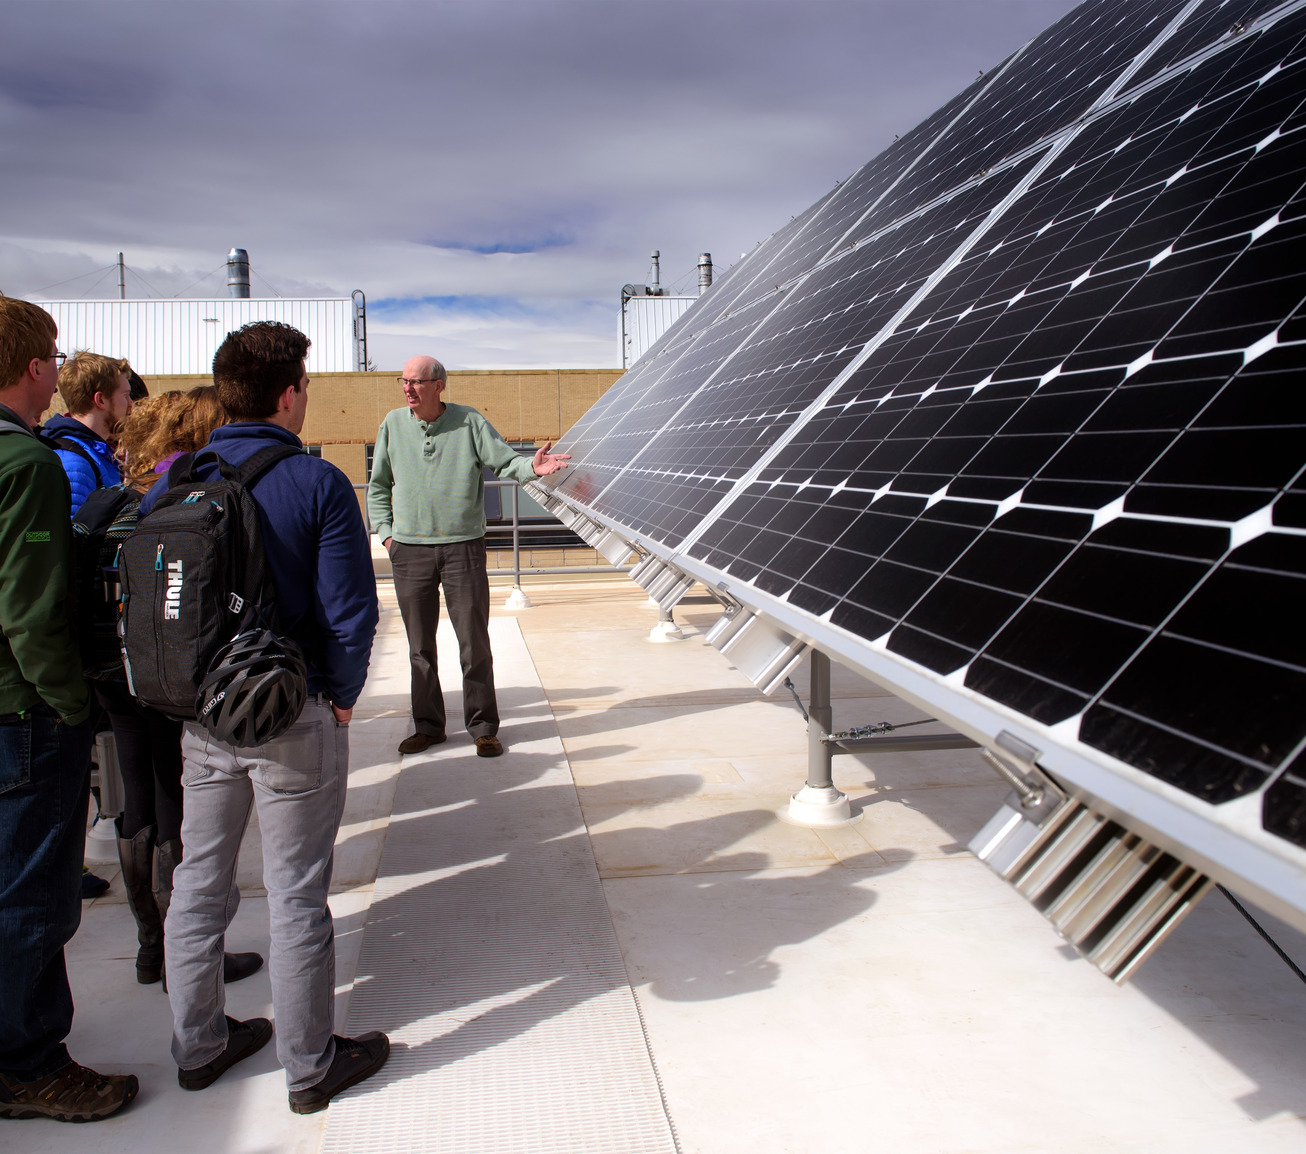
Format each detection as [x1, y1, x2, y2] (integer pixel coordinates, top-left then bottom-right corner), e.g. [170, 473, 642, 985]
[71, 484, 142, 681]
[117, 444, 301, 720]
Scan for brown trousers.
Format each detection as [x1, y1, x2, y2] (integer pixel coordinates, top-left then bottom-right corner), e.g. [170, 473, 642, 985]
[389, 538, 498, 739]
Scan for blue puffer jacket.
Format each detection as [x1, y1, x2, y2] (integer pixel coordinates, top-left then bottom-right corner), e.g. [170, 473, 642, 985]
[43, 414, 122, 517]
[141, 422, 379, 709]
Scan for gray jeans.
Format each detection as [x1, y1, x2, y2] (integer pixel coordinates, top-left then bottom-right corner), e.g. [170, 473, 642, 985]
[165, 701, 348, 1090]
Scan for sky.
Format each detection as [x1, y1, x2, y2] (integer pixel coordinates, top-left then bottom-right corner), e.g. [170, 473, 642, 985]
[1, 0, 1082, 369]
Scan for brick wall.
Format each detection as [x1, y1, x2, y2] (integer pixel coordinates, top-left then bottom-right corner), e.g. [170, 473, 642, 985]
[49, 368, 622, 452]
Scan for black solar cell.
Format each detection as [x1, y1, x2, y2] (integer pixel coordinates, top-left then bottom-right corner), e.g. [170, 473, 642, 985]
[536, 0, 1306, 881]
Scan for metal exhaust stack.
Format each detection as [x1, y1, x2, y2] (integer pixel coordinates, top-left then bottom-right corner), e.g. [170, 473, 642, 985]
[698, 252, 713, 295]
[650, 250, 661, 295]
[227, 247, 250, 298]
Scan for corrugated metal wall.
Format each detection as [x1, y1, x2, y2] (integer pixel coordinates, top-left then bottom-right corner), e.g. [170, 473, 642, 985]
[621, 295, 694, 368]
[39, 298, 358, 375]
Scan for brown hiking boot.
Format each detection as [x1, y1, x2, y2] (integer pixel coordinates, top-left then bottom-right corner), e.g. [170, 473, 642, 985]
[0, 1061, 139, 1122]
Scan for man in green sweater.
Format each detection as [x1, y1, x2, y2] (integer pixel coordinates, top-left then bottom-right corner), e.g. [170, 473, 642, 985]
[368, 355, 569, 757]
[0, 299, 138, 1122]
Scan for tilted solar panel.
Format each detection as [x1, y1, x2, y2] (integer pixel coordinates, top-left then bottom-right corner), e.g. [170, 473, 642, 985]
[533, 0, 1306, 934]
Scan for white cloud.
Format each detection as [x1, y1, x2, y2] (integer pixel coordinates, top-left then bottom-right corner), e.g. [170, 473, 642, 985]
[0, 0, 1079, 367]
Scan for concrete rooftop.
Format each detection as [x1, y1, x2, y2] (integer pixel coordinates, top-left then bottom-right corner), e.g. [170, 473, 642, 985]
[35, 576, 1306, 1152]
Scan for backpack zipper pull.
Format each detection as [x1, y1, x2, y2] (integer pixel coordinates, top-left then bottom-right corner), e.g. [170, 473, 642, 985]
[155, 543, 164, 571]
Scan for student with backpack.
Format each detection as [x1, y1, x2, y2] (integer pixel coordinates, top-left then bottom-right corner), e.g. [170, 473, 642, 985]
[46, 352, 134, 899]
[43, 351, 132, 516]
[135, 323, 386, 1113]
[0, 299, 137, 1123]
[97, 387, 262, 989]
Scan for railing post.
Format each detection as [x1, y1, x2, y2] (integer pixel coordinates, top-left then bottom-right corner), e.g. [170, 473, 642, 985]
[504, 482, 533, 609]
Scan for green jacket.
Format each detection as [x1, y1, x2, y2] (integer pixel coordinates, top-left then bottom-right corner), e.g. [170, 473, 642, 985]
[367, 403, 537, 545]
[0, 405, 89, 723]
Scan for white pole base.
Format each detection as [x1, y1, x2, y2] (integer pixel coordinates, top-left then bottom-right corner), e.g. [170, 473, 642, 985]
[647, 619, 686, 643]
[782, 784, 857, 827]
[504, 586, 534, 610]
[85, 817, 119, 864]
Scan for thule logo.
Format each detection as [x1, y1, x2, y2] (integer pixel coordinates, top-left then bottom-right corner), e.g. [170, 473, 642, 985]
[165, 560, 184, 620]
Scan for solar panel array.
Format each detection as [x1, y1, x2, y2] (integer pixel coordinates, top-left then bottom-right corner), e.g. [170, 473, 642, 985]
[537, 0, 1306, 895]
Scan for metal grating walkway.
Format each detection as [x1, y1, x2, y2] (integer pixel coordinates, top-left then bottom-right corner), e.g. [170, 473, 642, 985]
[321, 621, 678, 1154]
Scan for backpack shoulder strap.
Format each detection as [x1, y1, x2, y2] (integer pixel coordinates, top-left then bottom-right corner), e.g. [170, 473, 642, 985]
[232, 444, 303, 487]
[162, 450, 200, 488]
[48, 434, 104, 481]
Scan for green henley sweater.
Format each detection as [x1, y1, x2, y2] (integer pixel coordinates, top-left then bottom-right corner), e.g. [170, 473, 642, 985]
[367, 403, 538, 545]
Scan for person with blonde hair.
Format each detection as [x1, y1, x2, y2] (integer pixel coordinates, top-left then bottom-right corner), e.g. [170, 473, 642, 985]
[44, 351, 133, 515]
[96, 385, 262, 995]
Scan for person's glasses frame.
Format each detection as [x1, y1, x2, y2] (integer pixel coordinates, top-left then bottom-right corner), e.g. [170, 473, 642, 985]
[397, 376, 441, 387]
[48, 350, 67, 368]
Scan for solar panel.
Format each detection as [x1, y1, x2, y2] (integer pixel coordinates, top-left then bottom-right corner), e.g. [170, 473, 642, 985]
[533, 0, 1306, 934]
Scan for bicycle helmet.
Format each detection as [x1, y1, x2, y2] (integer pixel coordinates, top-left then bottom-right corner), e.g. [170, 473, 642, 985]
[196, 629, 308, 748]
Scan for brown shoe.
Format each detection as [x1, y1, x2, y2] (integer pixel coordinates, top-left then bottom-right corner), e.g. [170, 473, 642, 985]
[0, 1061, 139, 1122]
[475, 736, 503, 758]
[398, 732, 446, 755]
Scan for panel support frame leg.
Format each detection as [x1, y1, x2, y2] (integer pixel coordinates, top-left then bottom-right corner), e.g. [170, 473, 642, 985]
[786, 649, 855, 826]
[648, 605, 686, 642]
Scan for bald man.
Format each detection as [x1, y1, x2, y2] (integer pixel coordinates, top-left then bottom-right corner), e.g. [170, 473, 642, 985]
[367, 356, 569, 757]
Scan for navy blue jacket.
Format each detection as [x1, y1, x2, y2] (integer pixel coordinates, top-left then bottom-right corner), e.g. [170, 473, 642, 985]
[43, 414, 122, 516]
[142, 423, 378, 709]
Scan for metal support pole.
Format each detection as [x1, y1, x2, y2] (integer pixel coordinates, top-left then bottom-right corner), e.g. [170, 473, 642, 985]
[117, 253, 126, 300]
[786, 650, 853, 825]
[503, 483, 532, 609]
[807, 649, 834, 790]
[648, 604, 685, 642]
[513, 482, 521, 580]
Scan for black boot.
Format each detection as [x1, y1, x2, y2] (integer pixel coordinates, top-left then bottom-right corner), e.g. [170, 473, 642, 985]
[155, 839, 264, 990]
[154, 838, 181, 993]
[117, 825, 163, 984]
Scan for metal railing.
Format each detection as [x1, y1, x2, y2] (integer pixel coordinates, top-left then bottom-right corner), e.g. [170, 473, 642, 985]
[353, 480, 632, 585]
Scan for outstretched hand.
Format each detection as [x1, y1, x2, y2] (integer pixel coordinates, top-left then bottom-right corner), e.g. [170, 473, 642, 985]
[531, 441, 571, 476]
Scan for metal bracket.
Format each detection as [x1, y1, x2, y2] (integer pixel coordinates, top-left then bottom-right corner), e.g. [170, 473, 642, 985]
[630, 554, 670, 591]
[592, 529, 636, 567]
[713, 611, 806, 696]
[980, 731, 1067, 828]
[649, 567, 696, 612]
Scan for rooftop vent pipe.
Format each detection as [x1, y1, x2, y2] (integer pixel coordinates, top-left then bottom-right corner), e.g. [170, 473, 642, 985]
[650, 250, 661, 295]
[698, 253, 713, 296]
[227, 248, 250, 298]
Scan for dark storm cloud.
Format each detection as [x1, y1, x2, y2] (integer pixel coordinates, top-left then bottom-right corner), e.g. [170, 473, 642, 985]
[0, 0, 1081, 366]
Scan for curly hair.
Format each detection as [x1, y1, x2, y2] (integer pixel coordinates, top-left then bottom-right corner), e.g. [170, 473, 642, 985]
[117, 386, 229, 489]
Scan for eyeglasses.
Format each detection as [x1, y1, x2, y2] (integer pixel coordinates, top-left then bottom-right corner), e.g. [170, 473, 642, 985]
[48, 350, 67, 368]
[397, 377, 441, 387]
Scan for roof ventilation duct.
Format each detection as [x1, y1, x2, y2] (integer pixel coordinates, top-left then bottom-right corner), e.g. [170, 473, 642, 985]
[226, 248, 250, 299]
